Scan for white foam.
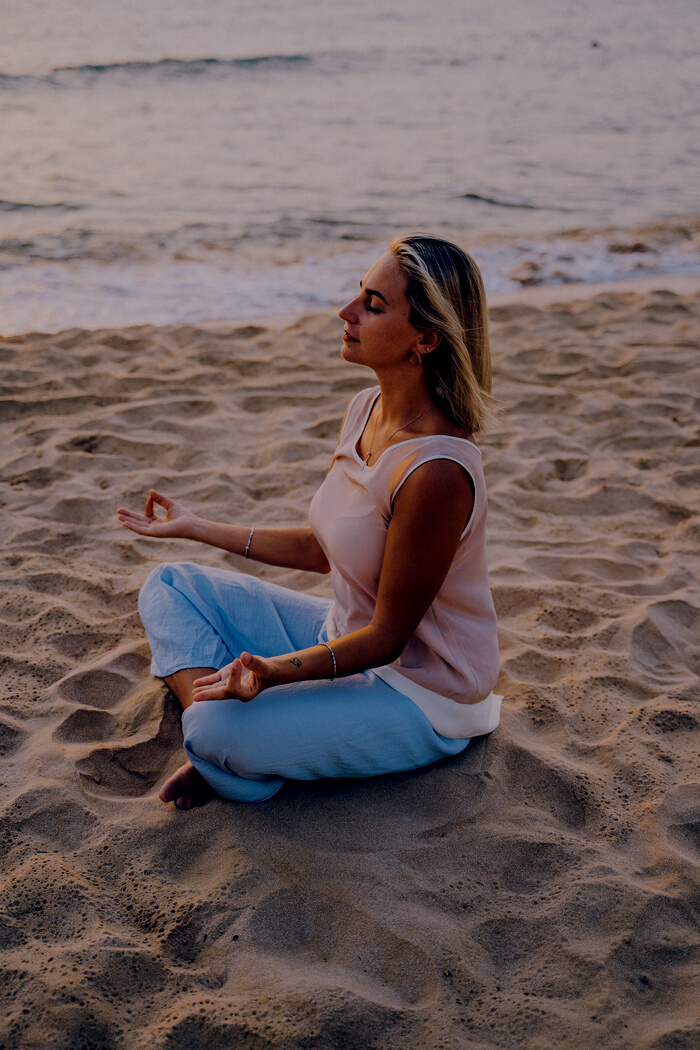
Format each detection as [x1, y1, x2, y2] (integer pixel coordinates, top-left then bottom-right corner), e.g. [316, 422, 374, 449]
[2, 233, 698, 335]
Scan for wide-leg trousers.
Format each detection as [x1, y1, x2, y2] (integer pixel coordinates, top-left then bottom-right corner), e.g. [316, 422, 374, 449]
[138, 563, 471, 802]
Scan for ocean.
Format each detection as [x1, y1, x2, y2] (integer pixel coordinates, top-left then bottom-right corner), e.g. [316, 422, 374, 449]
[1, 0, 699, 332]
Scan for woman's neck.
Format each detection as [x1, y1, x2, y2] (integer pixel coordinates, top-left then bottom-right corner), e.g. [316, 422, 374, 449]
[372, 368, 435, 430]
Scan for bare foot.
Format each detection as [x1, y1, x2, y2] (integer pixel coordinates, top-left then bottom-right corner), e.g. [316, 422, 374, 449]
[159, 760, 216, 810]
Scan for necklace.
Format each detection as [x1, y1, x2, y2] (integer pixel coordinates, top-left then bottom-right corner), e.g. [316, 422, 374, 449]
[364, 400, 434, 467]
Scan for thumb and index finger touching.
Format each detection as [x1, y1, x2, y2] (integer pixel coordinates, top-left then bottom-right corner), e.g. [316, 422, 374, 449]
[116, 488, 172, 522]
[145, 489, 173, 516]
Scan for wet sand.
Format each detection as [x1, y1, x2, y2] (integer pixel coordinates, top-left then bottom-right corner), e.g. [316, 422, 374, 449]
[1, 279, 699, 1049]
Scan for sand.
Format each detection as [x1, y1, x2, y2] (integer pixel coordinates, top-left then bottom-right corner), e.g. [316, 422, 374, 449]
[1, 280, 699, 1049]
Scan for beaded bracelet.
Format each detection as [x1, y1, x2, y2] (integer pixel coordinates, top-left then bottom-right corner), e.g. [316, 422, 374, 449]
[244, 526, 255, 560]
[320, 641, 336, 680]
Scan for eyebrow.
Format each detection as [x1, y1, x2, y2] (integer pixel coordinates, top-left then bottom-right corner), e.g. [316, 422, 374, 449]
[359, 279, 389, 305]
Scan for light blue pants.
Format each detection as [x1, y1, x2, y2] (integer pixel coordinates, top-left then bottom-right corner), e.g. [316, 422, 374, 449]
[138, 563, 471, 802]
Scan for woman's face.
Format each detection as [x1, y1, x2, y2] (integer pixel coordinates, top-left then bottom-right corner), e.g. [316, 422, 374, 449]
[338, 253, 423, 369]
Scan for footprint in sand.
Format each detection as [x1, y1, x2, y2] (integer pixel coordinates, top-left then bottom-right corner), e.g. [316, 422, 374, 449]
[657, 784, 700, 866]
[474, 834, 577, 894]
[249, 886, 437, 1007]
[498, 741, 600, 831]
[5, 788, 97, 850]
[48, 630, 111, 660]
[74, 695, 182, 798]
[161, 901, 234, 965]
[0, 716, 27, 758]
[471, 914, 551, 975]
[503, 649, 567, 685]
[55, 650, 182, 797]
[59, 668, 132, 709]
[53, 708, 116, 743]
[631, 600, 700, 676]
[667, 819, 700, 865]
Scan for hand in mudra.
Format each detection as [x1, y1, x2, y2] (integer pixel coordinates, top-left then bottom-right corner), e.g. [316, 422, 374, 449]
[192, 653, 274, 703]
[116, 489, 198, 539]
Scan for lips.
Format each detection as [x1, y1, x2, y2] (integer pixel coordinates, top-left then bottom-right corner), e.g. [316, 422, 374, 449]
[342, 330, 359, 343]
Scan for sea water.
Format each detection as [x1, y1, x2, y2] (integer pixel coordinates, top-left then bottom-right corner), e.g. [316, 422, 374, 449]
[1, 0, 699, 332]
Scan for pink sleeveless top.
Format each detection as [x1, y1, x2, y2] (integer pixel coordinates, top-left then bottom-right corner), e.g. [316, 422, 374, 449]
[308, 387, 502, 739]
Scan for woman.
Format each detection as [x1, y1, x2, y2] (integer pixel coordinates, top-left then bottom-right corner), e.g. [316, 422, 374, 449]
[116, 233, 501, 809]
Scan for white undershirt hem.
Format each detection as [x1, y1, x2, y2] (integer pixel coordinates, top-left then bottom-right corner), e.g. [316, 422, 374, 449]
[372, 665, 502, 740]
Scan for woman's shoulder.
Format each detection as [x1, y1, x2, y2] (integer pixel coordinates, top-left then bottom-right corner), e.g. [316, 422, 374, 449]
[385, 431, 486, 517]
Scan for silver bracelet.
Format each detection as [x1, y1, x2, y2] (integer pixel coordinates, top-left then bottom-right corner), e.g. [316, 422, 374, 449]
[244, 526, 255, 560]
[320, 641, 336, 680]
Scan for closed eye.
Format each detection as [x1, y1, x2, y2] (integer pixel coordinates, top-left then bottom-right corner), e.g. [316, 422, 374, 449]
[363, 293, 383, 313]
[359, 280, 388, 311]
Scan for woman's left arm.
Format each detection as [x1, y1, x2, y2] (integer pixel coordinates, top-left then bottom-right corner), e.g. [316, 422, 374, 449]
[192, 460, 473, 702]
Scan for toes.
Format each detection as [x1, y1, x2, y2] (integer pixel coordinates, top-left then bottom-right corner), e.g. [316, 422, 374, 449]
[174, 795, 203, 810]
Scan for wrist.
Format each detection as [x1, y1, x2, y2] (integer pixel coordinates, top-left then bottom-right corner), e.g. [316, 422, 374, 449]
[262, 657, 287, 689]
[184, 515, 206, 542]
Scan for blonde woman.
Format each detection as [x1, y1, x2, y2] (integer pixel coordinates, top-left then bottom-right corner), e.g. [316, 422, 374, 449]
[116, 234, 501, 808]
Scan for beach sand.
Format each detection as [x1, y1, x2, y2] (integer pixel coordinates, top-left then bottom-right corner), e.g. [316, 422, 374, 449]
[1, 279, 699, 1049]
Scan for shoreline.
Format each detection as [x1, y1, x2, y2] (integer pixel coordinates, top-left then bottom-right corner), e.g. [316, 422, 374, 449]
[4, 271, 700, 341]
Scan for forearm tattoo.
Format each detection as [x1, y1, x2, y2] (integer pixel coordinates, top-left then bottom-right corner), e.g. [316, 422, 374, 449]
[290, 657, 302, 667]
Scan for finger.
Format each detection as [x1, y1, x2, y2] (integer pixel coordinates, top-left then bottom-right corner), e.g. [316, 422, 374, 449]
[116, 510, 157, 528]
[145, 493, 154, 516]
[117, 509, 151, 525]
[117, 518, 155, 535]
[118, 520, 144, 534]
[240, 652, 271, 679]
[192, 684, 231, 702]
[150, 489, 174, 510]
[225, 658, 244, 692]
[193, 670, 225, 688]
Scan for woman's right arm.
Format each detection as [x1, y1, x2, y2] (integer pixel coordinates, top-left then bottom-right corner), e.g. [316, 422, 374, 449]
[116, 489, 330, 574]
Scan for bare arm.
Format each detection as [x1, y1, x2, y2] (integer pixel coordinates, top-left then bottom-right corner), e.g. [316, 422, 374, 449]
[193, 460, 474, 701]
[116, 489, 330, 574]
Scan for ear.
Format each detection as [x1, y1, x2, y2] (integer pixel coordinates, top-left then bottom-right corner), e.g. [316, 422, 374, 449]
[417, 330, 442, 353]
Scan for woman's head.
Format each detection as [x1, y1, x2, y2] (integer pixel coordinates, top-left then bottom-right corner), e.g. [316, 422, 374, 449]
[389, 233, 492, 433]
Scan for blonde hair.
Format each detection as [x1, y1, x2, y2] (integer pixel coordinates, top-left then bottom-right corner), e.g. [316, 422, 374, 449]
[389, 233, 492, 433]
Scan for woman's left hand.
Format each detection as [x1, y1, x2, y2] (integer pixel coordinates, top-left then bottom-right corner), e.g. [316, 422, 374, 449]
[192, 653, 275, 703]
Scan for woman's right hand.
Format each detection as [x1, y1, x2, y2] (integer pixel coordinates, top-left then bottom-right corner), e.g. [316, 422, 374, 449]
[116, 489, 199, 540]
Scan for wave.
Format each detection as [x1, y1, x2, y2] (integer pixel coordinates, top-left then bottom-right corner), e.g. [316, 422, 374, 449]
[1, 217, 698, 282]
[462, 192, 540, 211]
[0, 54, 314, 90]
[0, 199, 83, 212]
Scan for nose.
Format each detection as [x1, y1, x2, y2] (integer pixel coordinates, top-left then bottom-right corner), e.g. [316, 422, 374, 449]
[338, 297, 359, 323]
